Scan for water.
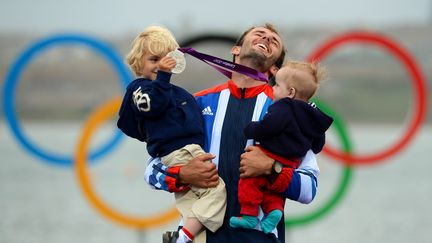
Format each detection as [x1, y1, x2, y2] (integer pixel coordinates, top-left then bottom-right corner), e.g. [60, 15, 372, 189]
[0, 122, 431, 243]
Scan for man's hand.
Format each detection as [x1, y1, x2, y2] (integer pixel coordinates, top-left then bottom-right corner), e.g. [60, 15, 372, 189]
[158, 56, 176, 73]
[178, 153, 219, 188]
[240, 145, 274, 178]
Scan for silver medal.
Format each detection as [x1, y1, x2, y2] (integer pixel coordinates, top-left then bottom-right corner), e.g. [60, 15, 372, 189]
[166, 49, 186, 74]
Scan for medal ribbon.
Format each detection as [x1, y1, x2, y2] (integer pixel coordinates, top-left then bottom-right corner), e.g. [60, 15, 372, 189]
[178, 47, 268, 82]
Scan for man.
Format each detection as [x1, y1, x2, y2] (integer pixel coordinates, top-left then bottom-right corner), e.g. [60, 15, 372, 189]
[145, 24, 319, 243]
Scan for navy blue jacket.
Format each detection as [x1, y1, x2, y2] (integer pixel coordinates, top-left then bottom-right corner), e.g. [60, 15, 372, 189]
[244, 97, 333, 160]
[117, 71, 204, 157]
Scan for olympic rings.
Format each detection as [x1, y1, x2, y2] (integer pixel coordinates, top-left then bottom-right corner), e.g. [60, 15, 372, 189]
[180, 34, 237, 47]
[2, 34, 132, 166]
[75, 97, 180, 229]
[3, 31, 428, 229]
[285, 100, 353, 228]
[306, 31, 428, 165]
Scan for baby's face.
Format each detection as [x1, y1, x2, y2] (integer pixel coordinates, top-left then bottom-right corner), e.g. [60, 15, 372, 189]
[272, 67, 294, 101]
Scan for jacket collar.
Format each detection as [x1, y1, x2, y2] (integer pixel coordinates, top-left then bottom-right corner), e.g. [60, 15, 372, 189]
[227, 80, 273, 99]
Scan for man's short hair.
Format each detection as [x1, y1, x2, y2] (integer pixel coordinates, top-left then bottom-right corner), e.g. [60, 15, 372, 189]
[234, 23, 286, 69]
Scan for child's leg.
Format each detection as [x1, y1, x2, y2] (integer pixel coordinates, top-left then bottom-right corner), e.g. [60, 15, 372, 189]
[189, 179, 226, 232]
[169, 144, 203, 242]
[260, 191, 284, 234]
[170, 144, 223, 242]
[177, 218, 202, 243]
[175, 186, 216, 243]
[181, 144, 226, 234]
[178, 181, 226, 243]
[229, 177, 267, 229]
[183, 217, 204, 235]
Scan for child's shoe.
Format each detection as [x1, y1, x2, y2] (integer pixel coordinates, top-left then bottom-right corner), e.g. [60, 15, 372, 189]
[162, 231, 178, 243]
[260, 210, 283, 234]
[229, 215, 258, 229]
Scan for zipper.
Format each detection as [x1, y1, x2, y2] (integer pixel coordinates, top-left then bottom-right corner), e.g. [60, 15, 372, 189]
[240, 88, 246, 99]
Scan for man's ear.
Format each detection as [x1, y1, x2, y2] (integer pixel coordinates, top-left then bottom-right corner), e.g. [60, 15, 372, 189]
[269, 65, 279, 77]
[231, 46, 241, 55]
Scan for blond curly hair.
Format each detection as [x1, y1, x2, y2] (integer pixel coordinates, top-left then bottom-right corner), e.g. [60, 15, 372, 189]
[126, 26, 179, 76]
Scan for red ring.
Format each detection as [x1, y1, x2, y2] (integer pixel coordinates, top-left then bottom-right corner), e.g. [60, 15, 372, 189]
[307, 31, 428, 165]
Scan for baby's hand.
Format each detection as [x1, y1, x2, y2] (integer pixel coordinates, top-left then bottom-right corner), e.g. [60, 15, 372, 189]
[158, 56, 177, 73]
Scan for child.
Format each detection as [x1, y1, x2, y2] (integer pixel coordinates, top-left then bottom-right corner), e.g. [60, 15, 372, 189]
[229, 61, 333, 233]
[117, 26, 226, 243]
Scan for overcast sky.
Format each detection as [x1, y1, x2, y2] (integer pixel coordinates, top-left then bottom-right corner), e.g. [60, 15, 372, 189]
[1, 0, 430, 36]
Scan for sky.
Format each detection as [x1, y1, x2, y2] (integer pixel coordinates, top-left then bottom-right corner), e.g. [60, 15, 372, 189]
[0, 0, 430, 36]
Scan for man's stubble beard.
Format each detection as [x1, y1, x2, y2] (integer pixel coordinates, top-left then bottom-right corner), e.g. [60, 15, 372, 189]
[240, 50, 273, 72]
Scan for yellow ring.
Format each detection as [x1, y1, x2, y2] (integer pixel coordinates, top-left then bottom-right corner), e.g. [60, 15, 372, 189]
[74, 97, 180, 229]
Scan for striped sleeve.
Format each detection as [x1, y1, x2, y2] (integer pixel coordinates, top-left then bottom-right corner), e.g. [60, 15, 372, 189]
[144, 157, 189, 192]
[283, 150, 319, 204]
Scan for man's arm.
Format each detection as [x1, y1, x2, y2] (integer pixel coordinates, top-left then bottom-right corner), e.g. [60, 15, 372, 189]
[144, 157, 185, 192]
[283, 150, 319, 204]
[144, 154, 220, 192]
[240, 146, 319, 203]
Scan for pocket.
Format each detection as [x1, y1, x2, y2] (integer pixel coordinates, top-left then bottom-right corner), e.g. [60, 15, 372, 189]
[172, 99, 187, 124]
[176, 97, 196, 123]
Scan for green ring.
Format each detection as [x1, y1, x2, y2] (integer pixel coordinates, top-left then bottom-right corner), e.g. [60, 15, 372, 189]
[285, 100, 353, 228]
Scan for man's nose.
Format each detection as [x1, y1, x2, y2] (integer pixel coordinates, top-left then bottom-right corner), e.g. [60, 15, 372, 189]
[261, 35, 270, 42]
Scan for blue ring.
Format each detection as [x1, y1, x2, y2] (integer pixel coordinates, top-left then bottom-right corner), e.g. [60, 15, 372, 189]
[2, 34, 132, 167]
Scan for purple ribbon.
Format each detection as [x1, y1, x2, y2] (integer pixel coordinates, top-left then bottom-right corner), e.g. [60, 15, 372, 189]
[178, 47, 268, 82]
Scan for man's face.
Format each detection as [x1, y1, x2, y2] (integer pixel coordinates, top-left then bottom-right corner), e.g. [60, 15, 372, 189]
[237, 27, 283, 70]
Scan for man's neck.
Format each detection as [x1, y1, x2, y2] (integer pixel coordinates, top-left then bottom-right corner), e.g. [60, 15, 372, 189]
[231, 73, 267, 88]
[231, 59, 269, 88]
